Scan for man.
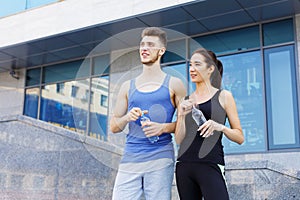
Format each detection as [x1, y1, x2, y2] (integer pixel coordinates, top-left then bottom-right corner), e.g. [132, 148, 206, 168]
[110, 27, 186, 200]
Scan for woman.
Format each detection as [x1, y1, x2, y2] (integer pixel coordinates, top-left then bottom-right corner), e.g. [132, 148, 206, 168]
[175, 48, 244, 200]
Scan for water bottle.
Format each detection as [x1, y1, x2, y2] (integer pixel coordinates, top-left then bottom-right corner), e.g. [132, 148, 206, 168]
[192, 105, 207, 127]
[140, 112, 159, 143]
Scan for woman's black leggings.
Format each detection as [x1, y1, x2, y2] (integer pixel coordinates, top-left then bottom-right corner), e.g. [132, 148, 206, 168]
[175, 162, 229, 200]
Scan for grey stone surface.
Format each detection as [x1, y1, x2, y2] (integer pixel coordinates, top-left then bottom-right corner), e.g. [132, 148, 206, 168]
[0, 115, 119, 200]
[225, 165, 300, 200]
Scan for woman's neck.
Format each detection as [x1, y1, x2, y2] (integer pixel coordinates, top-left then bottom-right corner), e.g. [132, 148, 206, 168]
[192, 82, 217, 103]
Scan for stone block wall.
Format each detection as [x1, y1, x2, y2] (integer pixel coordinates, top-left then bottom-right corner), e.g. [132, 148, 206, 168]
[0, 115, 120, 200]
[225, 154, 300, 200]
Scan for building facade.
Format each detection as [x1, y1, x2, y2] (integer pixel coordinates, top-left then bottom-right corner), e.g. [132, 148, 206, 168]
[0, 0, 300, 199]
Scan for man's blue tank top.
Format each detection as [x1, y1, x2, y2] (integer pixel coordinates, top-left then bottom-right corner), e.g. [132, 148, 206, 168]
[121, 75, 176, 164]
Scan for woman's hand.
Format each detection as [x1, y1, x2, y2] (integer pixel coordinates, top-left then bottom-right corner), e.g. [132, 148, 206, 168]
[198, 120, 225, 138]
[178, 99, 193, 116]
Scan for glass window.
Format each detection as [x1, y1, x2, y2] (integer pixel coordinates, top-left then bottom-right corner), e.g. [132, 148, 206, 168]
[82, 89, 89, 102]
[40, 79, 89, 134]
[89, 76, 109, 140]
[101, 95, 108, 108]
[162, 63, 188, 90]
[71, 85, 79, 98]
[24, 88, 39, 119]
[264, 45, 299, 149]
[56, 83, 65, 94]
[43, 59, 89, 84]
[93, 55, 110, 75]
[191, 26, 260, 55]
[90, 91, 94, 104]
[219, 51, 266, 153]
[26, 68, 41, 86]
[162, 39, 186, 63]
[263, 19, 294, 46]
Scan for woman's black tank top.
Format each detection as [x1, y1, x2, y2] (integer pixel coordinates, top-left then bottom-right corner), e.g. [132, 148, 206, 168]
[177, 90, 227, 165]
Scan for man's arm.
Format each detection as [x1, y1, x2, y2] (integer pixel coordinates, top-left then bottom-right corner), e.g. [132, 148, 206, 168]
[171, 77, 187, 112]
[110, 81, 132, 133]
[164, 77, 186, 133]
[171, 77, 188, 144]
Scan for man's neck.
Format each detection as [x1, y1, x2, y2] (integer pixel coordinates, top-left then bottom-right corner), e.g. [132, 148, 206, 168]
[141, 63, 164, 77]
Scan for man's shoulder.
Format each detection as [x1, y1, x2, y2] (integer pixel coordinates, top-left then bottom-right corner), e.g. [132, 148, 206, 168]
[118, 79, 131, 93]
[169, 76, 184, 87]
[168, 76, 186, 96]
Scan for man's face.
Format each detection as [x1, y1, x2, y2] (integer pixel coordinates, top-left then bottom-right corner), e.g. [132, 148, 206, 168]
[139, 36, 165, 65]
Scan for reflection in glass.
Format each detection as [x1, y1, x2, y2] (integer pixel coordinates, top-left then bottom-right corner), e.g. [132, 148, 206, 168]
[163, 63, 188, 90]
[219, 51, 265, 153]
[39, 79, 89, 134]
[162, 40, 186, 63]
[43, 59, 90, 84]
[191, 26, 259, 55]
[263, 19, 294, 46]
[24, 88, 39, 118]
[89, 76, 109, 141]
[26, 68, 41, 86]
[93, 55, 110, 75]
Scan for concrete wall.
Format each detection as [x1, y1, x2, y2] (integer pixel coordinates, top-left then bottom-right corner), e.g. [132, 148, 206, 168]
[0, 69, 25, 117]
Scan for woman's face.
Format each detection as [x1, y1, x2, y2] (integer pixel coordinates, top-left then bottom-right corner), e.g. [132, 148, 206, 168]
[189, 53, 212, 83]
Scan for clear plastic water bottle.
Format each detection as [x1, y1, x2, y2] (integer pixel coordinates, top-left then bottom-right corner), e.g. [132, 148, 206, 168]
[140, 112, 159, 143]
[192, 105, 207, 127]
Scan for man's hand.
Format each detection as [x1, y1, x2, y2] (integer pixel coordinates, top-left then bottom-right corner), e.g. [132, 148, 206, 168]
[126, 107, 147, 122]
[142, 121, 166, 137]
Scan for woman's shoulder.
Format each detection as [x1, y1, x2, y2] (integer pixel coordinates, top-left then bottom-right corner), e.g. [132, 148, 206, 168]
[219, 89, 234, 98]
[218, 89, 235, 109]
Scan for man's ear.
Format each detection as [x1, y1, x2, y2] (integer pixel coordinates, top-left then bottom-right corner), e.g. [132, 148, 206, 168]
[159, 47, 166, 56]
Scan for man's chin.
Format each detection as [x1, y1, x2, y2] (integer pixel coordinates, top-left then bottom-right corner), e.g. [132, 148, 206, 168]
[141, 60, 153, 65]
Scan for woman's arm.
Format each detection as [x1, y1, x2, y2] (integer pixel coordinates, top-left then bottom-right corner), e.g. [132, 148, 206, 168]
[174, 98, 193, 144]
[199, 90, 244, 145]
[222, 90, 244, 144]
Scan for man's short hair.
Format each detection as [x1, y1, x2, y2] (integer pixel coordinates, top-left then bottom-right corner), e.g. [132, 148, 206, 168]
[141, 27, 167, 47]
